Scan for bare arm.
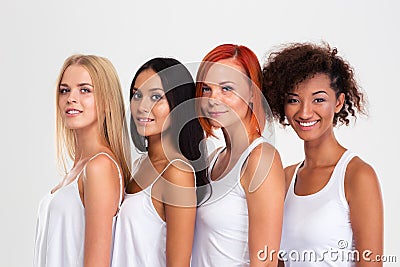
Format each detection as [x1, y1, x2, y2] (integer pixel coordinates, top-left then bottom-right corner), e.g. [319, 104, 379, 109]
[346, 158, 383, 267]
[82, 155, 121, 267]
[162, 161, 197, 267]
[242, 143, 285, 267]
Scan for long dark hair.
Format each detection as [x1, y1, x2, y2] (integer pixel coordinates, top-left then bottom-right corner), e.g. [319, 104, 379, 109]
[129, 57, 208, 189]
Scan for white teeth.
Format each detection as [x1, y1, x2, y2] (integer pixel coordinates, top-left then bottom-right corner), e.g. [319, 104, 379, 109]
[139, 118, 152, 122]
[299, 121, 317, 127]
[67, 110, 80, 114]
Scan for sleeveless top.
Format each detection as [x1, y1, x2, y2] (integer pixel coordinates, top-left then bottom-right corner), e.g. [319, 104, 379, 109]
[34, 152, 123, 267]
[280, 150, 356, 267]
[111, 155, 195, 267]
[192, 137, 267, 267]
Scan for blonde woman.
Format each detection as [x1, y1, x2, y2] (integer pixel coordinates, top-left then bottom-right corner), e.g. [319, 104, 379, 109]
[34, 54, 131, 267]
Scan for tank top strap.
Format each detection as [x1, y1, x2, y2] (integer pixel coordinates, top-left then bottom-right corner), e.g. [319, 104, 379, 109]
[83, 152, 124, 207]
[334, 150, 357, 177]
[235, 136, 268, 173]
[287, 161, 304, 198]
[150, 158, 195, 187]
[332, 150, 357, 206]
[130, 154, 147, 178]
[208, 147, 225, 177]
[320, 150, 356, 190]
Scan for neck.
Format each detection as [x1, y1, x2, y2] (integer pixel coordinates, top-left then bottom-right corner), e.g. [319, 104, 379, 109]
[147, 132, 174, 163]
[222, 119, 260, 155]
[303, 129, 345, 167]
[73, 125, 108, 165]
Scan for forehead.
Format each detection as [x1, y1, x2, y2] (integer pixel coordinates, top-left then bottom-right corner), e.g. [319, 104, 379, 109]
[203, 59, 248, 84]
[134, 69, 163, 91]
[293, 73, 333, 93]
[61, 64, 92, 84]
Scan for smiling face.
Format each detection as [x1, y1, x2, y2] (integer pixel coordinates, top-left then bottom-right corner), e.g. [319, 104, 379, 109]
[284, 73, 344, 142]
[200, 59, 253, 130]
[130, 69, 171, 137]
[58, 64, 98, 131]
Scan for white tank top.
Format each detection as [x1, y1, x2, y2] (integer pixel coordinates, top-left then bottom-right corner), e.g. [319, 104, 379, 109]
[192, 137, 267, 267]
[280, 150, 356, 267]
[34, 152, 123, 267]
[111, 155, 195, 267]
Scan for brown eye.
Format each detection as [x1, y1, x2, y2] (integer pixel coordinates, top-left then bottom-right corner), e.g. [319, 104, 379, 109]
[59, 88, 69, 94]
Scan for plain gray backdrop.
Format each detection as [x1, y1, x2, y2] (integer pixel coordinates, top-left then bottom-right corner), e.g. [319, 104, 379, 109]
[1, 0, 399, 266]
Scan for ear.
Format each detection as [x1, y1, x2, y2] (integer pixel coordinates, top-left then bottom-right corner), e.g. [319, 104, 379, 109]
[249, 85, 255, 103]
[335, 93, 345, 113]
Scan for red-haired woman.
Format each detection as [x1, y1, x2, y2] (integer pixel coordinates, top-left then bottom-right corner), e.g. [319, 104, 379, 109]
[192, 44, 285, 267]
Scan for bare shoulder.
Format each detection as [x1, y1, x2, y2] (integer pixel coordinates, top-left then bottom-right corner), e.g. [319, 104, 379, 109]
[346, 156, 378, 185]
[345, 156, 381, 202]
[162, 158, 195, 187]
[347, 155, 376, 173]
[246, 141, 278, 168]
[242, 142, 284, 192]
[84, 153, 120, 182]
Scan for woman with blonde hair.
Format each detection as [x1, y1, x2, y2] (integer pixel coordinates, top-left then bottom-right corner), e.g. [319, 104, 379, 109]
[34, 54, 131, 267]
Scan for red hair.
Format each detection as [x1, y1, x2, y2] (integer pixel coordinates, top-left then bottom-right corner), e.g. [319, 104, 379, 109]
[196, 44, 265, 137]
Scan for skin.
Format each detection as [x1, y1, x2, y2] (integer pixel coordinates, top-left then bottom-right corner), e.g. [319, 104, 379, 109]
[127, 68, 196, 267]
[55, 64, 122, 267]
[280, 73, 383, 267]
[201, 59, 285, 266]
[131, 69, 171, 137]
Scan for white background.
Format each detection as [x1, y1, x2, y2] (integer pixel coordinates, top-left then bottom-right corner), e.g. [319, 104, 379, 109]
[1, 0, 399, 266]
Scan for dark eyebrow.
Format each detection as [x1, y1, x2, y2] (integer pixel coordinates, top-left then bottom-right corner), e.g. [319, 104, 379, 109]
[287, 92, 298, 96]
[132, 87, 164, 92]
[149, 88, 164, 92]
[312, 90, 328, 95]
[286, 91, 328, 96]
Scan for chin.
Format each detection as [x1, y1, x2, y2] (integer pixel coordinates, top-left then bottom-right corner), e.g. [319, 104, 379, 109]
[207, 119, 224, 128]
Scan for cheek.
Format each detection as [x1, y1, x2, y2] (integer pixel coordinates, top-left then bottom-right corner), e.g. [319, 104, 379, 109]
[130, 101, 138, 115]
[321, 104, 336, 118]
[284, 105, 297, 122]
[229, 96, 249, 114]
[153, 102, 170, 122]
[200, 98, 208, 113]
[58, 95, 65, 107]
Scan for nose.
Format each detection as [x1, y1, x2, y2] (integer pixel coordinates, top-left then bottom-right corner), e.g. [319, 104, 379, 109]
[67, 89, 79, 103]
[207, 89, 221, 106]
[137, 97, 152, 114]
[298, 102, 313, 120]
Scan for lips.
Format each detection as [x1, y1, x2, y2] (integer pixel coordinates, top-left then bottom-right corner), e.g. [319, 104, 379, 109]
[136, 117, 155, 126]
[207, 111, 228, 118]
[65, 108, 82, 116]
[296, 120, 319, 130]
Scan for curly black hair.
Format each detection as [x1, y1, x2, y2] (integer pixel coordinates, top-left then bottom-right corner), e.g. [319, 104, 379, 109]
[262, 42, 367, 126]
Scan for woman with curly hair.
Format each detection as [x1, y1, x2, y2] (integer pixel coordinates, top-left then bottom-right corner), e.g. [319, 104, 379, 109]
[263, 43, 383, 267]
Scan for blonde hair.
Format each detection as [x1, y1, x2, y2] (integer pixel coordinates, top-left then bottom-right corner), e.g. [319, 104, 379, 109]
[55, 54, 131, 184]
